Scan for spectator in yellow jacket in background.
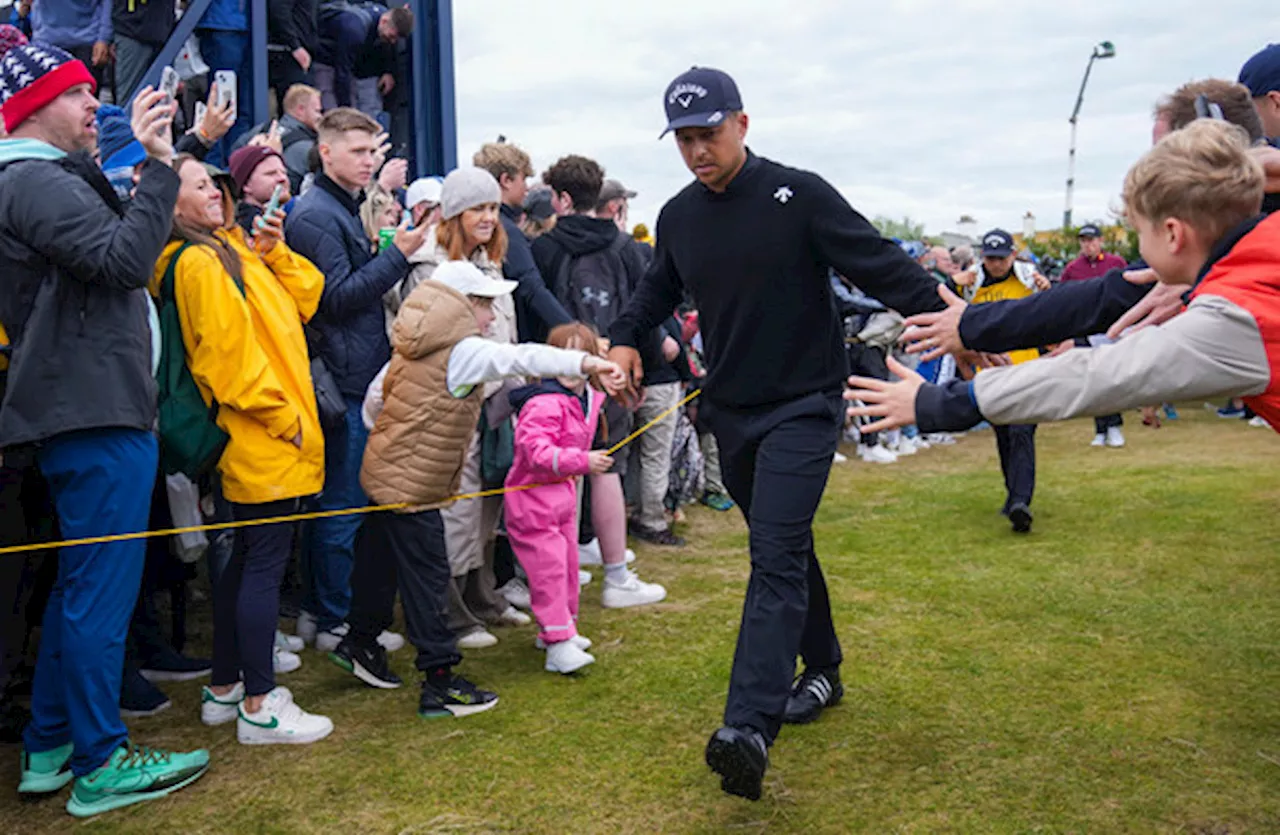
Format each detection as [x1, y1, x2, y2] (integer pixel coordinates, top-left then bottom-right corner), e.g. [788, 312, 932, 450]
[151, 154, 333, 746]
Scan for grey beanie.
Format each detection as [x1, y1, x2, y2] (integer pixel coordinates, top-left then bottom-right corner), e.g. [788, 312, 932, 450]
[440, 166, 501, 220]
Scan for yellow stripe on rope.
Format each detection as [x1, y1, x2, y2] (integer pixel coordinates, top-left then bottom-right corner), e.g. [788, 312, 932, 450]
[0, 389, 702, 556]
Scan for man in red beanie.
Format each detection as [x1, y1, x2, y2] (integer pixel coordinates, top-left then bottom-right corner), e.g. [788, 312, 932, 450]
[0, 42, 211, 817]
[229, 144, 292, 235]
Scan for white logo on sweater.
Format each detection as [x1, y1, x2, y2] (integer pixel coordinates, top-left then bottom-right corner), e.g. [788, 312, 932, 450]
[774, 186, 794, 204]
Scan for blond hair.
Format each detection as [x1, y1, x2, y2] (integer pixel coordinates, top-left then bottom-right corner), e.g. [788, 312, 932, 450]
[1122, 120, 1265, 245]
[282, 84, 320, 116]
[473, 142, 532, 183]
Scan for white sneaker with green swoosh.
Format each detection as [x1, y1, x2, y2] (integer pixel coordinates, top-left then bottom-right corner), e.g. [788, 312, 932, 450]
[237, 687, 333, 745]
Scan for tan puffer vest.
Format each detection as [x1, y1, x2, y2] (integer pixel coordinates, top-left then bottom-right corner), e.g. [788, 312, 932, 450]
[360, 280, 483, 511]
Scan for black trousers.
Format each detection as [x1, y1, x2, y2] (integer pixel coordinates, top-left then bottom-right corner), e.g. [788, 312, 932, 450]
[703, 392, 844, 745]
[348, 509, 461, 672]
[211, 500, 299, 697]
[1094, 413, 1123, 433]
[994, 424, 1037, 510]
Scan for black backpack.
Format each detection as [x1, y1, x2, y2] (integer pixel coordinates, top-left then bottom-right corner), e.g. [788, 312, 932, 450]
[552, 232, 636, 332]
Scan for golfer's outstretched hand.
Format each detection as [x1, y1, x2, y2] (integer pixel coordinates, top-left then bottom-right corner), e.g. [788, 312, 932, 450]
[844, 356, 924, 434]
[901, 284, 968, 361]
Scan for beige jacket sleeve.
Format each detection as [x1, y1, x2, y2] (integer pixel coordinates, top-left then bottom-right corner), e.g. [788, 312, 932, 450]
[974, 294, 1271, 425]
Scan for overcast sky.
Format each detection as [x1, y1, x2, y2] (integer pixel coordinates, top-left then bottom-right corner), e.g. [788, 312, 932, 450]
[453, 0, 1278, 239]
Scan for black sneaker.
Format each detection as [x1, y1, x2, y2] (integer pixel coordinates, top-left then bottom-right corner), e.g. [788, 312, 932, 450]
[705, 726, 768, 801]
[418, 672, 499, 719]
[119, 667, 172, 718]
[1008, 502, 1033, 534]
[628, 520, 686, 547]
[138, 648, 212, 683]
[329, 637, 402, 689]
[783, 668, 843, 725]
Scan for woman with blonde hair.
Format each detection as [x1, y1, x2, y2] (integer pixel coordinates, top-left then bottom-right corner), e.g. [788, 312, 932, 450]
[387, 166, 531, 648]
[153, 155, 331, 745]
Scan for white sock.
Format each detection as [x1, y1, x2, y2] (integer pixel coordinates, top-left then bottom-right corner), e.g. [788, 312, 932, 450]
[604, 562, 629, 584]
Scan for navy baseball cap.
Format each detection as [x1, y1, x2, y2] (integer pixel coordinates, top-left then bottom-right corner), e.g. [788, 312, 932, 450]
[661, 66, 743, 137]
[1239, 43, 1280, 97]
[1078, 223, 1101, 238]
[980, 229, 1015, 257]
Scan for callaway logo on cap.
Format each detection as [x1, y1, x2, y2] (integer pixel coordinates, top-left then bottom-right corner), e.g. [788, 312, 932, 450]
[981, 229, 1014, 257]
[660, 66, 743, 138]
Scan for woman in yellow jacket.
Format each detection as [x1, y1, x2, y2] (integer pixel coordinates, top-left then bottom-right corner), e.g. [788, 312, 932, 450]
[152, 155, 331, 745]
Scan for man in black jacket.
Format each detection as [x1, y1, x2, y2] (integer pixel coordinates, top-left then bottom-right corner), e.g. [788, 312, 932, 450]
[607, 67, 945, 801]
[474, 140, 571, 343]
[531, 154, 669, 610]
[285, 106, 424, 652]
[0, 44, 209, 815]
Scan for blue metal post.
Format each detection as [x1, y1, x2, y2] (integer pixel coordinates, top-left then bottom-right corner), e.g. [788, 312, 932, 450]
[126, 0, 216, 108]
[249, 0, 270, 126]
[409, 0, 457, 178]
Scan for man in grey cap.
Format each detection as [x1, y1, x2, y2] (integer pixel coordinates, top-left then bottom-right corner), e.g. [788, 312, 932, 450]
[596, 178, 637, 233]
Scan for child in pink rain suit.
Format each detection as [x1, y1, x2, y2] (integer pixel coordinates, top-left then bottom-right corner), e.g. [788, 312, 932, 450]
[504, 323, 615, 674]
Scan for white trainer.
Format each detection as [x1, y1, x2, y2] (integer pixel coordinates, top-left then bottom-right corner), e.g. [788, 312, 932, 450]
[499, 578, 532, 610]
[1091, 434, 1106, 447]
[377, 630, 406, 652]
[295, 611, 318, 645]
[237, 687, 333, 745]
[579, 570, 592, 587]
[1250, 415, 1269, 428]
[457, 629, 499, 650]
[858, 444, 898, 464]
[275, 630, 304, 653]
[274, 648, 302, 674]
[601, 569, 667, 609]
[544, 641, 596, 674]
[314, 624, 349, 654]
[200, 681, 244, 727]
[832, 451, 849, 464]
[893, 436, 919, 456]
[926, 433, 956, 445]
[1105, 427, 1126, 448]
[535, 635, 592, 651]
[578, 539, 638, 567]
[496, 606, 532, 627]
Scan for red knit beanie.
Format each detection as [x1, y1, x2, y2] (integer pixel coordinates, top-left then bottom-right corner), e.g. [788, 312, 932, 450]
[0, 42, 97, 133]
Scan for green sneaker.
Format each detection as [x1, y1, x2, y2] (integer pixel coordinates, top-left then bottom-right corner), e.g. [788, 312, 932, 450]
[18, 742, 75, 794]
[65, 741, 209, 818]
[700, 492, 735, 513]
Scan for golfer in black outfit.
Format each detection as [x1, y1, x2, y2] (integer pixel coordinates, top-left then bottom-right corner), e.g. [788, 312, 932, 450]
[607, 67, 945, 800]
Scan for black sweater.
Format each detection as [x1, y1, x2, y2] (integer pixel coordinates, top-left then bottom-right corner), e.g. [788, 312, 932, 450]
[609, 151, 945, 410]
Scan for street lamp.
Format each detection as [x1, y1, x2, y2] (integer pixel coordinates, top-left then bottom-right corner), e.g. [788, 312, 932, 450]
[1063, 40, 1116, 229]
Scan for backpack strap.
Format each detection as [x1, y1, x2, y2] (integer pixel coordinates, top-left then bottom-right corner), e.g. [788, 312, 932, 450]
[160, 240, 246, 308]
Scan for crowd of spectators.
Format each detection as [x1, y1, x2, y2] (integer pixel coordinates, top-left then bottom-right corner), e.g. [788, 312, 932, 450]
[0, 14, 1278, 817]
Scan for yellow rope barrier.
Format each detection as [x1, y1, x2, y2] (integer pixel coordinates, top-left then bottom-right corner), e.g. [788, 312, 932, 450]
[0, 389, 702, 557]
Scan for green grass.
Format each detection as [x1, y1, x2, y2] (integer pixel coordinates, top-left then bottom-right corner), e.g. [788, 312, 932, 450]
[4, 408, 1280, 833]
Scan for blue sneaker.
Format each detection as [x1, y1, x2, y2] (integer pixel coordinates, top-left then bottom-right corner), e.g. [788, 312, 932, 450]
[1163, 404, 1179, 420]
[1217, 405, 1246, 419]
[19, 742, 75, 794]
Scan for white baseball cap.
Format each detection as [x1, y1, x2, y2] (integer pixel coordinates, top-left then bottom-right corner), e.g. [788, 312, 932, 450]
[431, 261, 517, 298]
[405, 176, 444, 209]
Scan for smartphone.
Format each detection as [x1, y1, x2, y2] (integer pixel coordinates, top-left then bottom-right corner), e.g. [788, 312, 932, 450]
[214, 70, 236, 112]
[254, 184, 285, 234]
[194, 101, 207, 128]
[159, 66, 180, 102]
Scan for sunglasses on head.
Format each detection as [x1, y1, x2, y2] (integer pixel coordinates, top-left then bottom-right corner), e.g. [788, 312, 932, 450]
[1194, 93, 1225, 121]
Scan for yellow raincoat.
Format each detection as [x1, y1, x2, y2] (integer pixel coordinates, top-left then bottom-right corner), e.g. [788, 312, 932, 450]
[152, 227, 325, 505]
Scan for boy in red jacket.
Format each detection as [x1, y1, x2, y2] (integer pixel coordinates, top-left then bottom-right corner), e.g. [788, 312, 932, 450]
[846, 120, 1278, 442]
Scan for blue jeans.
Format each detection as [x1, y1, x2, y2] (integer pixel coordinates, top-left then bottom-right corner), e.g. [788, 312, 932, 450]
[24, 429, 157, 775]
[303, 396, 368, 631]
[197, 30, 252, 167]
